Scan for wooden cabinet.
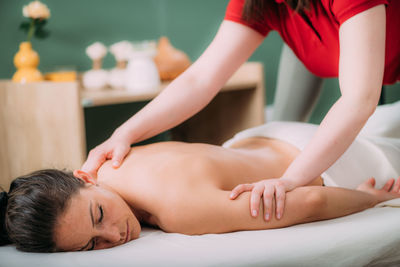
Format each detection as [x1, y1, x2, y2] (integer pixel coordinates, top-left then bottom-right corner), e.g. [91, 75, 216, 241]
[0, 62, 265, 189]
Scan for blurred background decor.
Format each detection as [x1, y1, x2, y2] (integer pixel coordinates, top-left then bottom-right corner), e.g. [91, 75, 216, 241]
[12, 0, 50, 83]
[125, 40, 160, 93]
[154, 36, 191, 81]
[2, 0, 399, 123]
[82, 42, 108, 90]
[108, 41, 133, 88]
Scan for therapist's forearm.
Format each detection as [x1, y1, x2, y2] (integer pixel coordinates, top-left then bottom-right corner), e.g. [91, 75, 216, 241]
[282, 95, 376, 188]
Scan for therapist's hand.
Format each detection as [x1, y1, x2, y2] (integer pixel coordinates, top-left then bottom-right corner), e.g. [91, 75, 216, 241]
[81, 131, 132, 179]
[229, 178, 295, 221]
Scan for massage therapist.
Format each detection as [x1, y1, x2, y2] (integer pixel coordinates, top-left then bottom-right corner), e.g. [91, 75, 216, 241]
[82, 0, 400, 221]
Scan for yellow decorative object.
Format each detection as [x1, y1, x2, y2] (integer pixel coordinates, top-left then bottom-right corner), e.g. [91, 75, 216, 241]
[44, 71, 77, 82]
[154, 37, 191, 81]
[12, 42, 43, 83]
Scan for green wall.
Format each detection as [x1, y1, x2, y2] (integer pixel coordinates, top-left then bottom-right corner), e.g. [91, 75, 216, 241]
[1, 0, 399, 149]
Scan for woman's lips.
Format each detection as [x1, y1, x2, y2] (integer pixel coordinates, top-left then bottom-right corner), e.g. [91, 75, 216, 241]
[125, 221, 130, 243]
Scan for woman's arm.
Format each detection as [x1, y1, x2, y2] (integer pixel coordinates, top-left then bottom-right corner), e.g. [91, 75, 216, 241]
[231, 4, 386, 220]
[81, 20, 265, 176]
[161, 178, 399, 235]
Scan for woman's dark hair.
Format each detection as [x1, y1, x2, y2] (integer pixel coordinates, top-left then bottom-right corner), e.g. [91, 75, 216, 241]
[0, 169, 84, 252]
[242, 0, 314, 22]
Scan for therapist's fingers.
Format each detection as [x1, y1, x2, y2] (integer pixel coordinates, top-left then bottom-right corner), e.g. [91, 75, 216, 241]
[263, 186, 274, 221]
[81, 148, 108, 179]
[112, 145, 131, 168]
[382, 178, 395, 191]
[391, 178, 400, 193]
[230, 184, 253, 199]
[250, 185, 264, 217]
[368, 177, 376, 187]
[275, 185, 286, 220]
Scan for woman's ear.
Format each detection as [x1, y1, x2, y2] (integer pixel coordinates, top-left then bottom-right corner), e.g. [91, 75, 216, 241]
[73, 170, 96, 185]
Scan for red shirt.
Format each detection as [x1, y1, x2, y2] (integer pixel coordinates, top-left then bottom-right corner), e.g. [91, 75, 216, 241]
[225, 0, 399, 84]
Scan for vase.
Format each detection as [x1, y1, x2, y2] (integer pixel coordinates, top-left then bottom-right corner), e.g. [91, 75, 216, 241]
[125, 49, 160, 93]
[82, 59, 109, 90]
[154, 37, 191, 81]
[12, 42, 44, 83]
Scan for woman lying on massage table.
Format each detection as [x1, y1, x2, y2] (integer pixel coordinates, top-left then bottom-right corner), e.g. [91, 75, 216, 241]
[1, 122, 400, 252]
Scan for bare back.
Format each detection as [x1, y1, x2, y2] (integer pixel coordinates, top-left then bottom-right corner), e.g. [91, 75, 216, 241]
[97, 137, 322, 229]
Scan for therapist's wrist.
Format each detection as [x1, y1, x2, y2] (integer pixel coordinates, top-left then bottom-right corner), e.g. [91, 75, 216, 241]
[281, 169, 316, 189]
[278, 178, 298, 191]
[279, 175, 315, 191]
[112, 125, 137, 145]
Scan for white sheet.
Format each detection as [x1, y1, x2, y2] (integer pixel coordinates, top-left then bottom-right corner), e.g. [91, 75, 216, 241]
[222, 121, 400, 196]
[1, 205, 399, 267]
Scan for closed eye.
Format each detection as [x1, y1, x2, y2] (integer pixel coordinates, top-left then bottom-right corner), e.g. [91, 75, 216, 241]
[99, 205, 103, 223]
[82, 205, 103, 251]
[87, 205, 103, 251]
[88, 239, 96, 251]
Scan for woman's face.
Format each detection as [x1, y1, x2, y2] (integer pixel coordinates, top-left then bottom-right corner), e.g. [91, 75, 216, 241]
[53, 184, 141, 251]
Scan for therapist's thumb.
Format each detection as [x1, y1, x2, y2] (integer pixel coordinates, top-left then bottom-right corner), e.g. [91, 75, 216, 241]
[112, 145, 130, 168]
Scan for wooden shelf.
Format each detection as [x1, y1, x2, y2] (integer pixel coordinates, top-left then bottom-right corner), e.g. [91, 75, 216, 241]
[80, 62, 261, 107]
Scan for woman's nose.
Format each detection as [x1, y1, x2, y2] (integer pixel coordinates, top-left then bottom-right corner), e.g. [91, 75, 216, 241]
[104, 225, 122, 242]
[97, 226, 122, 248]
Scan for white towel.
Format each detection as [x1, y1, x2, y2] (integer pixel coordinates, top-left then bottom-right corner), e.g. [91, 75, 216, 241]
[223, 102, 400, 207]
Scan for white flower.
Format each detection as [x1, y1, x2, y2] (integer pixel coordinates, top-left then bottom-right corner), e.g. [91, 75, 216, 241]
[86, 42, 108, 60]
[23, 6, 29, 18]
[23, 1, 51, 20]
[109, 41, 133, 61]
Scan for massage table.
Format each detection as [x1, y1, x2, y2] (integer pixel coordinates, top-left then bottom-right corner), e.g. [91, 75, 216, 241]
[0, 200, 399, 267]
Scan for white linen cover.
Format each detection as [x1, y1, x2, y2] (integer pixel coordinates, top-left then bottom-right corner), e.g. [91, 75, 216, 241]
[1, 206, 400, 267]
[222, 121, 400, 194]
